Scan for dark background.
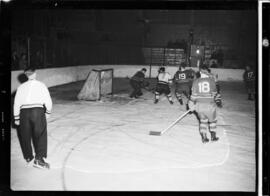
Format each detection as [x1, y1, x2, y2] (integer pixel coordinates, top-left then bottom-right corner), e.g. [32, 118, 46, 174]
[262, 2, 270, 196]
[10, 2, 257, 70]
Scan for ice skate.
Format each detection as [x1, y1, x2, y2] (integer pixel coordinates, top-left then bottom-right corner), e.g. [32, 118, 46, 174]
[210, 132, 219, 142]
[33, 158, 50, 169]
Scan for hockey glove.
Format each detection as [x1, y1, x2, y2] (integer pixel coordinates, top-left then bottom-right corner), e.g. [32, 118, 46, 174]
[216, 101, 222, 108]
[188, 100, 196, 112]
[214, 93, 222, 108]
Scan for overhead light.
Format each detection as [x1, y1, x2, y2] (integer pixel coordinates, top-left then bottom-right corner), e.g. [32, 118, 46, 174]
[196, 49, 200, 54]
[1, 0, 12, 2]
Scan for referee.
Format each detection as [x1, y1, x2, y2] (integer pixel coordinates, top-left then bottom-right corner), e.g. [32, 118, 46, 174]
[13, 67, 52, 169]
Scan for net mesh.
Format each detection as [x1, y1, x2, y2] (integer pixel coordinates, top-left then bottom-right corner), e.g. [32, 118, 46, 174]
[100, 70, 113, 96]
[77, 69, 113, 101]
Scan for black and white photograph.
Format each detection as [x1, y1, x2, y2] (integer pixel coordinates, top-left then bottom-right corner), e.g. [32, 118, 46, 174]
[1, 0, 264, 193]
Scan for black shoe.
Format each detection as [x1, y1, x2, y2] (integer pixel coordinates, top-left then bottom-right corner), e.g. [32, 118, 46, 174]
[33, 158, 50, 169]
[154, 99, 159, 104]
[26, 157, 34, 167]
[26, 157, 34, 163]
[178, 99, 183, 105]
[210, 132, 219, 142]
[169, 100, 173, 105]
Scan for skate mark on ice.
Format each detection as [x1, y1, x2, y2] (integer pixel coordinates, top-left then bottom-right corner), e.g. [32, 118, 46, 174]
[48, 126, 83, 157]
[48, 121, 125, 156]
[123, 128, 230, 170]
[60, 127, 111, 190]
[49, 116, 230, 186]
[59, 125, 230, 174]
[48, 105, 86, 124]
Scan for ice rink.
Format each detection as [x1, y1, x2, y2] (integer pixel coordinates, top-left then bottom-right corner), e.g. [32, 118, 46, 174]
[10, 78, 256, 191]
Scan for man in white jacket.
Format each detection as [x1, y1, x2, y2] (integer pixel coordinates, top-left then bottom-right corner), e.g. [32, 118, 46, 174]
[14, 67, 52, 169]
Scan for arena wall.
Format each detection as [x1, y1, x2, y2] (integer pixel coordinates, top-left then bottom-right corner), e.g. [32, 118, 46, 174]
[11, 65, 245, 93]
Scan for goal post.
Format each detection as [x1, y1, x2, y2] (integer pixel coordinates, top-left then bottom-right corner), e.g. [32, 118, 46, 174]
[77, 68, 113, 101]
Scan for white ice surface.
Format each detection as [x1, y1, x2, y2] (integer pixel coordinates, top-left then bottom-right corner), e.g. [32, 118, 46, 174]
[11, 83, 256, 191]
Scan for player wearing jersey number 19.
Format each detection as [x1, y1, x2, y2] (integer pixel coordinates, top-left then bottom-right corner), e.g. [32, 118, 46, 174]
[173, 63, 191, 109]
[188, 65, 219, 143]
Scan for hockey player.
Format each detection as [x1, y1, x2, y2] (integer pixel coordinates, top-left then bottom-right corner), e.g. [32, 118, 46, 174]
[206, 67, 222, 108]
[129, 68, 147, 98]
[188, 65, 219, 143]
[154, 67, 173, 104]
[173, 63, 191, 108]
[243, 65, 255, 100]
[184, 65, 196, 95]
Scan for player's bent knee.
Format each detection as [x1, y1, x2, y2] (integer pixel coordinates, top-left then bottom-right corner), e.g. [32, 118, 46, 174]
[209, 122, 217, 129]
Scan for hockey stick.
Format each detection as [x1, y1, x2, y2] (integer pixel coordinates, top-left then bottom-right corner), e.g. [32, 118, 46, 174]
[189, 124, 232, 127]
[149, 110, 191, 136]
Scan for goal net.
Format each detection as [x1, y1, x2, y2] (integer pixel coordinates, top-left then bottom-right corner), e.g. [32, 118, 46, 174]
[77, 68, 113, 101]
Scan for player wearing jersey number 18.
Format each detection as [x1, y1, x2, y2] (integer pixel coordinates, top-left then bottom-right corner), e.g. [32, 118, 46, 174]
[188, 65, 219, 143]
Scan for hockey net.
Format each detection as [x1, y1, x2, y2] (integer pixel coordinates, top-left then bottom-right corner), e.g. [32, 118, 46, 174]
[77, 69, 113, 101]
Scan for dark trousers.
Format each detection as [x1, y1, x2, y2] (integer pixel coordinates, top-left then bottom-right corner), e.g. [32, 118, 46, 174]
[130, 80, 142, 98]
[18, 107, 47, 160]
[155, 83, 171, 95]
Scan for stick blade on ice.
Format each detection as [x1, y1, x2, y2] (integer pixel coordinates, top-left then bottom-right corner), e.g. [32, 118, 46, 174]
[149, 131, 162, 136]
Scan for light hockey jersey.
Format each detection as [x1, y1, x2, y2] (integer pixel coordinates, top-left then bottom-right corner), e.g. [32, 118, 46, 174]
[14, 79, 53, 121]
[191, 77, 217, 103]
[157, 72, 172, 85]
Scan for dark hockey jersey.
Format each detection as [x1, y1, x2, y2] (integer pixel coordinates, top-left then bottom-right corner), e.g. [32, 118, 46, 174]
[131, 71, 145, 82]
[186, 69, 196, 80]
[173, 70, 190, 84]
[243, 70, 255, 82]
[191, 77, 217, 103]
